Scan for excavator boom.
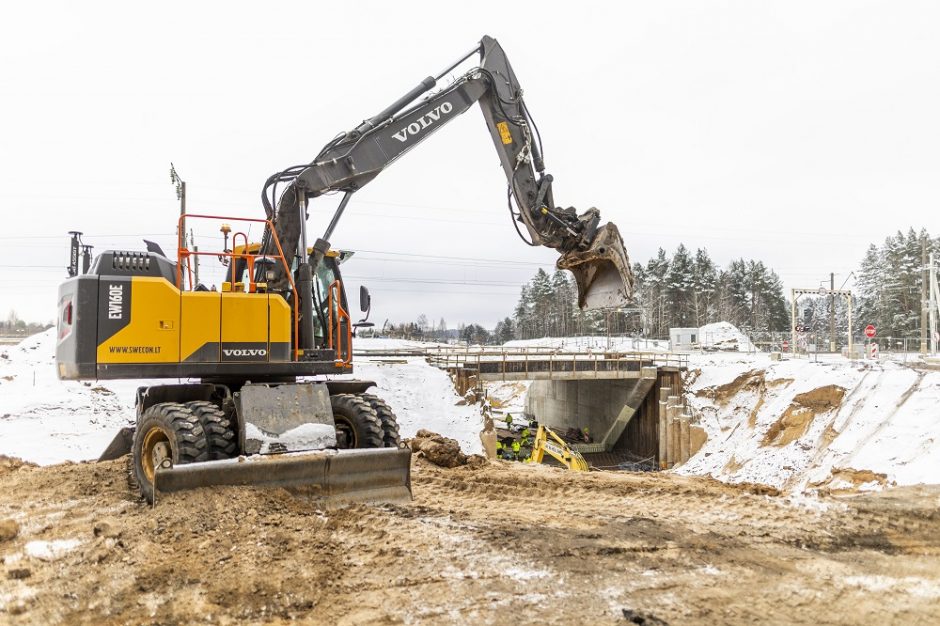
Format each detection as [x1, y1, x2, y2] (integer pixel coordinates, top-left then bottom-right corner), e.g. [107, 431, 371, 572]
[260, 35, 634, 314]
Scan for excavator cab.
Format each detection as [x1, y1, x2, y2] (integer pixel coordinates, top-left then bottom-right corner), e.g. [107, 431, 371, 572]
[231, 242, 355, 356]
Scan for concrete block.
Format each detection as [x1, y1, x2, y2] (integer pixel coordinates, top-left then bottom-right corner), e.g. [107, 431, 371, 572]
[659, 386, 672, 403]
[679, 416, 690, 463]
[666, 404, 680, 467]
[670, 415, 680, 469]
[658, 402, 668, 469]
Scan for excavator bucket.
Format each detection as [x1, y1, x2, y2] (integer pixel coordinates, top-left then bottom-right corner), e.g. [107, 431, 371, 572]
[556, 222, 636, 310]
[153, 447, 413, 504]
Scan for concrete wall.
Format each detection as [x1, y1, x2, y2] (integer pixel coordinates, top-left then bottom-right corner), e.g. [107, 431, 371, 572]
[524, 379, 645, 439]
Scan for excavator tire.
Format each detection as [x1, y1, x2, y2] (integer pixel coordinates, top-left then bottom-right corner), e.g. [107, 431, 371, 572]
[330, 394, 384, 450]
[185, 401, 237, 460]
[359, 393, 403, 448]
[125, 454, 139, 494]
[131, 402, 208, 503]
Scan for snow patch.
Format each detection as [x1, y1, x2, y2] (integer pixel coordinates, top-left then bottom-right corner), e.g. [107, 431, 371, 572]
[24, 538, 82, 561]
[244, 422, 336, 453]
[843, 575, 940, 599]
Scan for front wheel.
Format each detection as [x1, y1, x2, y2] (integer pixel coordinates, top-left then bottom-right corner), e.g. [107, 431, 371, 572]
[330, 394, 384, 449]
[359, 393, 403, 448]
[131, 402, 208, 503]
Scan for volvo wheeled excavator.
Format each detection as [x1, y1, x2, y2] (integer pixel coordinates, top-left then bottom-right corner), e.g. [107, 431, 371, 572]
[55, 35, 635, 504]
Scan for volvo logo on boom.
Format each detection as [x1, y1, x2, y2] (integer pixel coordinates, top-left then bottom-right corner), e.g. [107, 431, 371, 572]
[391, 101, 454, 143]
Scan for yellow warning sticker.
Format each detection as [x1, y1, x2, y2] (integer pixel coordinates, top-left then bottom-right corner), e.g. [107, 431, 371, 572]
[497, 121, 512, 144]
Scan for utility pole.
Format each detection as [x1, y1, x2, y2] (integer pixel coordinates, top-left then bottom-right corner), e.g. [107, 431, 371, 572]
[170, 163, 186, 253]
[829, 272, 836, 352]
[930, 252, 937, 354]
[191, 228, 199, 286]
[921, 234, 929, 355]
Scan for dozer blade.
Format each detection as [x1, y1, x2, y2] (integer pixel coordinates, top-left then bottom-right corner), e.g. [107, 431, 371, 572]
[154, 447, 412, 504]
[556, 222, 636, 310]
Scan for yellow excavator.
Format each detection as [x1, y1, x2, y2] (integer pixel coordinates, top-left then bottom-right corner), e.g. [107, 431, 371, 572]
[56, 35, 632, 504]
[527, 425, 590, 471]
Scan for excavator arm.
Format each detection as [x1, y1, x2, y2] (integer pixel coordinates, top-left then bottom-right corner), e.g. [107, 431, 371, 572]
[528, 424, 590, 471]
[260, 35, 635, 348]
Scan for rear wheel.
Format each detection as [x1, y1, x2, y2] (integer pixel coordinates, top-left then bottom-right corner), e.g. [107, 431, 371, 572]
[359, 393, 402, 448]
[185, 401, 237, 460]
[131, 402, 208, 503]
[330, 394, 383, 449]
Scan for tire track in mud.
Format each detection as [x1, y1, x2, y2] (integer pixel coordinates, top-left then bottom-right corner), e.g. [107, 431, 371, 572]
[2, 458, 940, 625]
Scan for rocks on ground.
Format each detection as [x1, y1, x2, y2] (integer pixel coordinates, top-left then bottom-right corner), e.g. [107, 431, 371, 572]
[0, 518, 18, 542]
[407, 429, 486, 468]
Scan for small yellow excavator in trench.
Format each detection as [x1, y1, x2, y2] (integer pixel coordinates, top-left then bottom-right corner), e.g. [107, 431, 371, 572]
[56, 35, 634, 503]
[528, 425, 590, 471]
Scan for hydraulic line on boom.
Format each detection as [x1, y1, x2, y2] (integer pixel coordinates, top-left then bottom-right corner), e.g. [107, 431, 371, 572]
[259, 35, 635, 345]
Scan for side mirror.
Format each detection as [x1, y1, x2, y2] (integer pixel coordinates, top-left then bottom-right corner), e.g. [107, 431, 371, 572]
[353, 285, 373, 332]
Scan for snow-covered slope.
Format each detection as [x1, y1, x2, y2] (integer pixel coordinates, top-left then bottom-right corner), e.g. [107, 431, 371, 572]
[678, 352, 940, 492]
[341, 356, 482, 454]
[0, 330, 482, 465]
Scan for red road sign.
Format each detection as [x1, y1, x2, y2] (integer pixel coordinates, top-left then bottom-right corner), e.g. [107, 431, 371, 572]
[782, 340, 790, 351]
[865, 324, 876, 338]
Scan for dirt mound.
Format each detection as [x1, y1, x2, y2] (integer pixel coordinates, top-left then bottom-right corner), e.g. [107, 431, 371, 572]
[698, 369, 765, 404]
[762, 385, 846, 447]
[0, 455, 35, 476]
[0, 454, 938, 623]
[407, 429, 485, 468]
[811, 467, 892, 494]
[793, 385, 846, 411]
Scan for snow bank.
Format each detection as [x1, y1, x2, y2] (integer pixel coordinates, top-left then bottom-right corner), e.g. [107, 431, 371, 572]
[0, 330, 150, 465]
[347, 357, 483, 455]
[354, 338, 450, 351]
[677, 352, 940, 492]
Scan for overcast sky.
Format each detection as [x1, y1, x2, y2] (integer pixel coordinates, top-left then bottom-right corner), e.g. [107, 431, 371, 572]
[1, 1, 937, 327]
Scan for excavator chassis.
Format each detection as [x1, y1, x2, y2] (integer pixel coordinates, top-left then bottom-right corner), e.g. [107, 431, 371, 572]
[101, 381, 413, 505]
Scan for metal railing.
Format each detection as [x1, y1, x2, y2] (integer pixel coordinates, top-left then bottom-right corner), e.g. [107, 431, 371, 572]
[423, 347, 688, 378]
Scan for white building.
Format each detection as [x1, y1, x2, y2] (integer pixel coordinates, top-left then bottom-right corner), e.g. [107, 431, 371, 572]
[669, 327, 698, 351]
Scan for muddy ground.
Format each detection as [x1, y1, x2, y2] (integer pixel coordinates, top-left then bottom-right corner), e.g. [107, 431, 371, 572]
[1, 455, 939, 625]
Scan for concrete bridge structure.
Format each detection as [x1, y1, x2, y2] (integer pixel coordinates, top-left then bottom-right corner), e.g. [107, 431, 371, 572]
[356, 347, 697, 469]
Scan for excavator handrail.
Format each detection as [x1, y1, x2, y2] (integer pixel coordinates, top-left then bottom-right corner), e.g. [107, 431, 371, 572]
[176, 213, 302, 360]
[327, 279, 352, 367]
